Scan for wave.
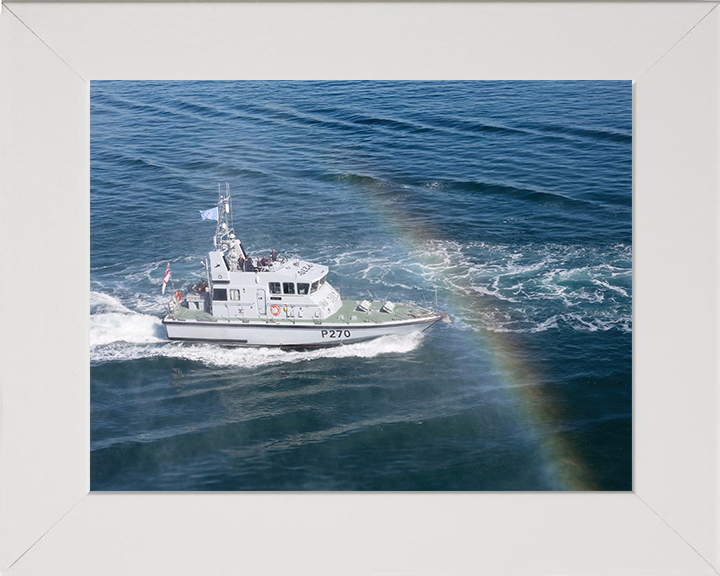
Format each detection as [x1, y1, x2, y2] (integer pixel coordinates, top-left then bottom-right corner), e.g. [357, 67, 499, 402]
[168, 98, 236, 122]
[517, 120, 632, 145]
[325, 172, 603, 214]
[477, 312, 631, 334]
[90, 292, 165, 347]
[351, 114, 434, 135]
[91, 312, 166, 348]
[446, 179, 599, 210]
[92, 150, 168, 173]
[232, 102, 365, 137]
[90, 291, 135, 315]
[435, 116, 530, 139]
[326, 172, 391, 189]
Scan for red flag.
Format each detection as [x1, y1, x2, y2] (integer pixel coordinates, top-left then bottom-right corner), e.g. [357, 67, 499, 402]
[162, 262, 171, 294]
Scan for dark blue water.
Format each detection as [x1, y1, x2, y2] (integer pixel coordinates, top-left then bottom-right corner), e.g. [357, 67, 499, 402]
[90, 81, 631, 491]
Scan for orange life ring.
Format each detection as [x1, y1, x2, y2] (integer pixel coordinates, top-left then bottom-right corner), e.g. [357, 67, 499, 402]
[270, 304, 281, 316]
[175, 290, 182, 302]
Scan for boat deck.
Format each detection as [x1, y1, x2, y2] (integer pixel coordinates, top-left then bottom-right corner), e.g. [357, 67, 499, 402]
[167, 299, 438, 325]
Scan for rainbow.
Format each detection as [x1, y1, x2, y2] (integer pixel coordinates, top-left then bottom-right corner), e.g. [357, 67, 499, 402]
[344, 172, 594, 491]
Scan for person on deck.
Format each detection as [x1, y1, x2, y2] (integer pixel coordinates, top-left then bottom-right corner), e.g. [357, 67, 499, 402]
[244, 256, 256, 272]
[271, 249, 277, 262]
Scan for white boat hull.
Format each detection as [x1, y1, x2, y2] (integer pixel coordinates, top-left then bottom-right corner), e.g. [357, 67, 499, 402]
[162, 316, 440, 348]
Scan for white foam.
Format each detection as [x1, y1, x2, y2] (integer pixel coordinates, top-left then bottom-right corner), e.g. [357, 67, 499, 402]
[341, 238, 630, 335]
[90, 291, 133, 314]
[90, 311, 165, 347]
[470, 284, 521, 303]
[90, 330, 425, 367]
[591, 278, 629, 297]
[477, 314, 559, 334]
[129, 292, 176, 315]
[530, 315, 560, 333]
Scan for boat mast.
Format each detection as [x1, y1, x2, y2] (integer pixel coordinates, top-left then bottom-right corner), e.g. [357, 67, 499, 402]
[214, 182, 234, 251]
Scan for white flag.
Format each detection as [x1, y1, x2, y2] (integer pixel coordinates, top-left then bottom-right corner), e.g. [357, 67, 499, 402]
[200, 207, 219, 221]
[162, 262, 171, 294]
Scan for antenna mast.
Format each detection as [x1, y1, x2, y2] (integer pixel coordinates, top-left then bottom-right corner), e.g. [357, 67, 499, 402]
[213, 182, 234, 251]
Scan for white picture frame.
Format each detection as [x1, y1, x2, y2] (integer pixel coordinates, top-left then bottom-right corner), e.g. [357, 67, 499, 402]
[1, 2, 718, 574]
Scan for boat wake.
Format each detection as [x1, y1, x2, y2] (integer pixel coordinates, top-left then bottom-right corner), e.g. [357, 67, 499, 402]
[91, 311, 166, 348]
[320, 239, 631, 335]
[91, 331, 425, 368]
[90, 292, 166, 349]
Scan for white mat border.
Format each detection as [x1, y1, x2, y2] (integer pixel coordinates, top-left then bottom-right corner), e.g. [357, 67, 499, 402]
[1, 3, 718, 574]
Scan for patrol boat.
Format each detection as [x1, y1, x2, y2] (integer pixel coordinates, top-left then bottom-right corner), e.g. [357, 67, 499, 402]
[162, 185, 444, 348]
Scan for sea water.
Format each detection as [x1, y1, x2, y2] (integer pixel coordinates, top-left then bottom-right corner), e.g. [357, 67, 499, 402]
[91, 81, 631, 491]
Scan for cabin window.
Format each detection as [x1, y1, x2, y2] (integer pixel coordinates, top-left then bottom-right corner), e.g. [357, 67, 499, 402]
[213, 288, 228, 301]
[269, 282, 281, 295]
[318, 275, 326, 289]
[310, 281, 319, 294]
[297, 283, 309, 295]
[283, 282, 295, 295]
[229, 289, 241, 301]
